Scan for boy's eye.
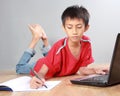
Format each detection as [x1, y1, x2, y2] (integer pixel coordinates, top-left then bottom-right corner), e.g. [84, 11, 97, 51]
[77, 26, 82, 29]
[67, 26, 72, 29]
[77, 27, 82, 29]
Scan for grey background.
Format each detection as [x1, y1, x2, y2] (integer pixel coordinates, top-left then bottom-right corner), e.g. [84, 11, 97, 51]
[0, 0, 120, 71]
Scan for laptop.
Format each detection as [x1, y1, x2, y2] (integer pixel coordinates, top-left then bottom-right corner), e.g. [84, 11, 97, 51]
[70, 33, 120, 87]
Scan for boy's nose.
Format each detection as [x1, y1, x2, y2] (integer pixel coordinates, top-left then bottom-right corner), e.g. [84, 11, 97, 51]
[72, 28, 77, 34]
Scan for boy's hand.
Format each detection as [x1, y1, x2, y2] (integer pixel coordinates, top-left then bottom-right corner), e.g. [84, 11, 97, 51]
[30, 76, 45, 89]
[94, 67, 109, 75]
[79, 67, 109, 75]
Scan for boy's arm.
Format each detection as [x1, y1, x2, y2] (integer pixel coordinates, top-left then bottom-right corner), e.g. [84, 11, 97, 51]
[78, 67, 96, 75]
[30, 64, 48, 89]
[38, 64, 48, 78]
[78, 66, 109, 76]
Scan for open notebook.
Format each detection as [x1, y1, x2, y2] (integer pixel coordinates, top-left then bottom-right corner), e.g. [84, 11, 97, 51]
[0, 76, 61, 91]
[70, 33, 120, 87]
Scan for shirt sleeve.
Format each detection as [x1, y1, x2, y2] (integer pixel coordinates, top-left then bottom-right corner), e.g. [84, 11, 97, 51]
[30, 44, 58, 79]
[80, 43, 94, 67]
[84, 47, 94, 66]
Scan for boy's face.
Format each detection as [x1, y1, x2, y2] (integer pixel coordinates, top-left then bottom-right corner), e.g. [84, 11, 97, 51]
[63, 17, 89, 43]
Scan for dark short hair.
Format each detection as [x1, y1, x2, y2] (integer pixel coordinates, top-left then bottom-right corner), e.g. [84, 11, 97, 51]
[61, 5, 90, 27]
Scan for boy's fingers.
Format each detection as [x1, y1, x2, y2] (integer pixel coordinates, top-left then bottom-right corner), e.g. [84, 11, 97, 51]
[41, 78, 45, 83]
[30, 76, 44, 89]
[31, 82, 42, 89]
[95, 69, 106, 75]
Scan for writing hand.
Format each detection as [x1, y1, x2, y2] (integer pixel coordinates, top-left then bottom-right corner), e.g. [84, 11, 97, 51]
[30, 76, 46, 89]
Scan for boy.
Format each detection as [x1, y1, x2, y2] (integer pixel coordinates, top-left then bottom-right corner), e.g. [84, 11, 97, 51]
[16, 24, 51, 74]
[30, 5, 109, 89]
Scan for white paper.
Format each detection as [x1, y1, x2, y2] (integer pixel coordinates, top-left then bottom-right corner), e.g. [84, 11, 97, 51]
[0, 76, 61, 91]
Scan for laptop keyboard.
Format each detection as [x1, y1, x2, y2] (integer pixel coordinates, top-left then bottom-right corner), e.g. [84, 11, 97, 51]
[80, 74, 109, 82]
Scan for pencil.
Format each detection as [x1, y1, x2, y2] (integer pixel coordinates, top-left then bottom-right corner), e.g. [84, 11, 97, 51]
[30, 68, 48, 88]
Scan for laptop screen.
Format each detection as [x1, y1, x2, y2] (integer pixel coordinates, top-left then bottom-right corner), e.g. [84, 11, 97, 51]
[108, 33, 120, 85]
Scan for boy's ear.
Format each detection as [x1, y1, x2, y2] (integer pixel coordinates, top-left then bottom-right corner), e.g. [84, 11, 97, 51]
[85, 25, 90, 32]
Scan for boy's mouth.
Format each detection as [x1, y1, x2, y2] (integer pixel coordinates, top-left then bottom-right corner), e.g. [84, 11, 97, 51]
[71, 36, 80, 41]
